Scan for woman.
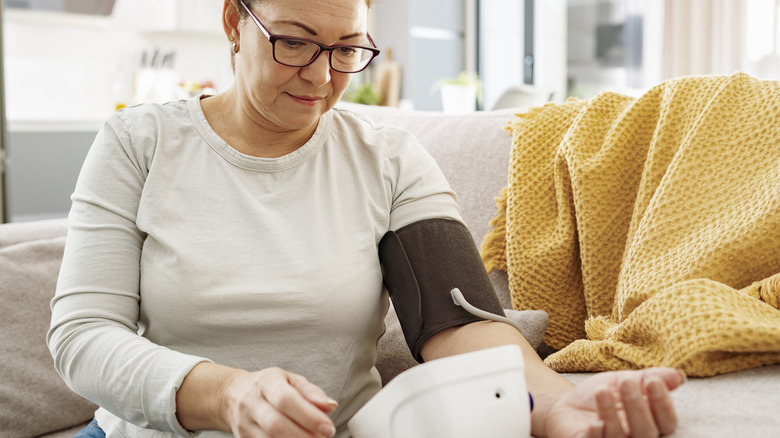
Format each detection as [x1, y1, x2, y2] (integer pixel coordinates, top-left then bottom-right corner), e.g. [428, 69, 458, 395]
[48, 0, 684, 437]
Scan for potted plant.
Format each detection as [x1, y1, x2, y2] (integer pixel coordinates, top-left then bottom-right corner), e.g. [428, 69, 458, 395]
[344, 82, 381, 106]
[433, 71, 483, 114]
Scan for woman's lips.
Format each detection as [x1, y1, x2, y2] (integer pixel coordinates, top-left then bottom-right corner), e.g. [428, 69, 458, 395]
[288, 93, 324, 106]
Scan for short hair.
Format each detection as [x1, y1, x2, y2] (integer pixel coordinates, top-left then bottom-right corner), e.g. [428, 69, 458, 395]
[236, 0, 375, 17]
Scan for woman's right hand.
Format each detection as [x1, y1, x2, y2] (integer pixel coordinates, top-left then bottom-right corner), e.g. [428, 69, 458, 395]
[220, 367, 339, 438]
[177, 363, 338, 438]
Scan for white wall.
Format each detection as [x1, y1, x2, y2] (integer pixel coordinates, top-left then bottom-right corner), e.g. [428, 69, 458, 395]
[534, 0, 567, 102]
[479, 0, 524, 111]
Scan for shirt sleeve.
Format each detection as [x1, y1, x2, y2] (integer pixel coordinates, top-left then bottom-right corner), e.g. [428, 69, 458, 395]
[382, 126, 463, 231]
[46, 113, 210, 436]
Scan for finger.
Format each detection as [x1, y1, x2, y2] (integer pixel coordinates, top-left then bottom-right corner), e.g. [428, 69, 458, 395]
[619, 378, 659, 438]
[234, 426, 272, 438]
[591, 421, 606, 438]
[288, 373, 339, 413]
[640, 367, 687, 391]
[252, 401, 320, 438]
[645, 376, 679, 436]
[596, 388, 626, 437]
[261, 377, 336, 437]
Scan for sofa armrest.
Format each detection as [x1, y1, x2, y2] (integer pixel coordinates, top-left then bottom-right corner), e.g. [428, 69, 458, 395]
[0, 218, 98, 437]
[0, 217, 68, 248]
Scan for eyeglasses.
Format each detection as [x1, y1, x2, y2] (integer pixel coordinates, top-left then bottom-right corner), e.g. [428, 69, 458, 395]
[239, 0, 380, 74]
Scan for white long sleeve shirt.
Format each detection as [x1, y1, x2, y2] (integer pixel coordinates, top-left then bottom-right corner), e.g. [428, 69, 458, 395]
[47, 96, 462, 437]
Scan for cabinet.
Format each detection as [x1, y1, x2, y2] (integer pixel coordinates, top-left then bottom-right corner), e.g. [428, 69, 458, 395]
[370, 0, 468, 111]
[5, 127, 98, 222]
[112, 0, 223, 36]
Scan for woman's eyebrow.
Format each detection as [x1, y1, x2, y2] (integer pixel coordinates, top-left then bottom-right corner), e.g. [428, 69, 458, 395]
[275, 20, 364, 41]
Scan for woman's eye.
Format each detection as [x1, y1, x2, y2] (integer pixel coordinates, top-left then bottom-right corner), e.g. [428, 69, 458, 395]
[338, 47, 358, 57]
[282, 39, 308, 50]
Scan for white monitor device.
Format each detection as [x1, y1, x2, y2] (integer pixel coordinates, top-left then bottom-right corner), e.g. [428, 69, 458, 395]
[348, 344, 531, 438]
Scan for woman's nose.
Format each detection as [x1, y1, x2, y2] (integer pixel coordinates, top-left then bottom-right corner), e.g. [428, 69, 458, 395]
[299, 50, 332, 87]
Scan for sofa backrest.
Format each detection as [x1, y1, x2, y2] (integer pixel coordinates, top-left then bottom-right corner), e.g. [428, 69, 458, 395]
[338, 103, 519, 247]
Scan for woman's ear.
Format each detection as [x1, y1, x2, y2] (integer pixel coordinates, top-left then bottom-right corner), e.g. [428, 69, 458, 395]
[222, 0, 241, 41]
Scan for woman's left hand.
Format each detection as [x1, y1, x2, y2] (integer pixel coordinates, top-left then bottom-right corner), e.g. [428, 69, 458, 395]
[542, 367, 686, 438]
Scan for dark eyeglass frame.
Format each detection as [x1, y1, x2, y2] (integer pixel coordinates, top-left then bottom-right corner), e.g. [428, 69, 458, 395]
[239, 0, 381, 74]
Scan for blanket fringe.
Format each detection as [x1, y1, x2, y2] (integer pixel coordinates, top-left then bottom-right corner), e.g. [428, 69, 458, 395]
[480, 187, 508, 274]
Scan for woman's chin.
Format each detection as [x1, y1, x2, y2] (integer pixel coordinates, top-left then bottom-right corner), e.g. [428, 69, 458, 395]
[285, 99, 332, 124]
[277, 109, 323, 132]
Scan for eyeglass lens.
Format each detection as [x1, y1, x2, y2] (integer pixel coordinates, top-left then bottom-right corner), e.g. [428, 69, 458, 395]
[274, 38, 374, 72]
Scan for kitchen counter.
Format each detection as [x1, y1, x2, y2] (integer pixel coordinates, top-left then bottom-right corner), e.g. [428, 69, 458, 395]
[8, 119, 106, 133]
[4, 122, 99, 222]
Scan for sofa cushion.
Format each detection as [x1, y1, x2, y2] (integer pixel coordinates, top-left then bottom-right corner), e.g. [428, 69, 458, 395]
[38, 422, 91, 438]
[0, 222, 97, 438]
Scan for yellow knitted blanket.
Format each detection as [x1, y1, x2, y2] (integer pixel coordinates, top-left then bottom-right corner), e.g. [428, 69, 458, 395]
[481, 72, 780, 377]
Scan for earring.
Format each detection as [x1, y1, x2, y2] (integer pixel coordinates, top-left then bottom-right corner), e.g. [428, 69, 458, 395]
[231, 41, 240, 54]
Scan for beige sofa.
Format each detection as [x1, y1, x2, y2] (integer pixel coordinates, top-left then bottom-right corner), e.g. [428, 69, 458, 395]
[1, 103, 778, 437]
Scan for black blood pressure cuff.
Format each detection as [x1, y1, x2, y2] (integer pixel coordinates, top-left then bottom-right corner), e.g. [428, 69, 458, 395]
[378, 218, 506, 363]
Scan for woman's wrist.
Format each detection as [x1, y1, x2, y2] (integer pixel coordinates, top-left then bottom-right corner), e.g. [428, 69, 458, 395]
[524, 370, 576, 437]
[529, 389, 559, 437]
[176, 362, 248, 433]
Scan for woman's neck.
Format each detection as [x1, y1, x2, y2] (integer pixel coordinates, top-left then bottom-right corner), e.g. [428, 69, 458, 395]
[200, 90, 319, 159]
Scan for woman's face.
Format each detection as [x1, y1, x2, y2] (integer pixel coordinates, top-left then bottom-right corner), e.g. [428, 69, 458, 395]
[233, 0, 369, 133]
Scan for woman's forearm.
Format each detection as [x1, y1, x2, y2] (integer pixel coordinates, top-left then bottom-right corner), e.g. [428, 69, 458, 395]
[420, 320, 574, 437]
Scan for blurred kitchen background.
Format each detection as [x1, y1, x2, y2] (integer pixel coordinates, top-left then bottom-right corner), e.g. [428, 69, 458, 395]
[0, 0, 778, 222]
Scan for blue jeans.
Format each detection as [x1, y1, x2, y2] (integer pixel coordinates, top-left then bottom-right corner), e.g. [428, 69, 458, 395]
[72, 418, 105, 438]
